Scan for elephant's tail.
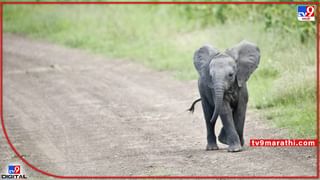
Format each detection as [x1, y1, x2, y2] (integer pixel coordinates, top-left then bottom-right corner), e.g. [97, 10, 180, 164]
[187, 98, 201, 113]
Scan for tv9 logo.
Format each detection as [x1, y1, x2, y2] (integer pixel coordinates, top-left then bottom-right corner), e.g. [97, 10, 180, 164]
[1, 164, 27, 179]
[8, 165, 20, 175]
[297, 6, 315, 21]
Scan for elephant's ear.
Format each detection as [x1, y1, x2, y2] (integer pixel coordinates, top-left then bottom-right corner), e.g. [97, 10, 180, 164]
[193, 44, 220, 76]
[226, 40, 260, 87]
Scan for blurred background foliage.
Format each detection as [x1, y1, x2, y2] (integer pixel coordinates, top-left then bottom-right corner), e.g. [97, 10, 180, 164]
[173, 3, 316, 43]
[3, 1, 317, 138]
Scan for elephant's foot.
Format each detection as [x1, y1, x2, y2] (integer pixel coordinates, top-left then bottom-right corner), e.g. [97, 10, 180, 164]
[206, 143, 219, 151]
[227, 144, 242, 152]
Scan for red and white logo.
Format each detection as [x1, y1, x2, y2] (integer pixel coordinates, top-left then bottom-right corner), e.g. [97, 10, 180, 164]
[297, 5, 315, 21]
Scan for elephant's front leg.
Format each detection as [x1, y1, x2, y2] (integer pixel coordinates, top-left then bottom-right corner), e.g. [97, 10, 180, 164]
[201, 98, 218, 150]
[233, 102, 247, 146]
[233, 86, 248, 146]
[220, 101, 242, 152]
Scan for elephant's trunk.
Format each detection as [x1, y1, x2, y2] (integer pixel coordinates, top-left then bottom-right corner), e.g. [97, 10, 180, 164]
[210, 83, 224, 123]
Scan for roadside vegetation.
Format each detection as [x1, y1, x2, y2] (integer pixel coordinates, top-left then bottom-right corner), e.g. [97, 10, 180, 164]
[3, 2, 317, 138]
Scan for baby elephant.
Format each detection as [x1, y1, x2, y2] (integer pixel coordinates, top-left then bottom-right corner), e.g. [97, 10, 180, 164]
[189, 41, 260, 152]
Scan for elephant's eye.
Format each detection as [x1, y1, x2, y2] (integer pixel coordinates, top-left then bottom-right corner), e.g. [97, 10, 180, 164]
[228, 72, 234, 77]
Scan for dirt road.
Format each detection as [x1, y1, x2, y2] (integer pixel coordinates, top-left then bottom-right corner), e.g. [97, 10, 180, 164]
[0, 34, 317, 178]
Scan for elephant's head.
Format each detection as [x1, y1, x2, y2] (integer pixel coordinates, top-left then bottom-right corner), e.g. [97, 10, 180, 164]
[193, 41, 260, 123]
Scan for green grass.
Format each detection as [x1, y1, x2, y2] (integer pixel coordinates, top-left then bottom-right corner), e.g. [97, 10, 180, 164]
[3, 5, 316, 138]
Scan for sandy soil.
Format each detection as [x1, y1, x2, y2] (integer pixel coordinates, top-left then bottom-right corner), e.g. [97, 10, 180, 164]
[0, 34, 317, 178]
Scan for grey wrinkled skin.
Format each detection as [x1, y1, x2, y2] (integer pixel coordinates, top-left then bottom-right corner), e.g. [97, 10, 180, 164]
[191, 41, 260, 152]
